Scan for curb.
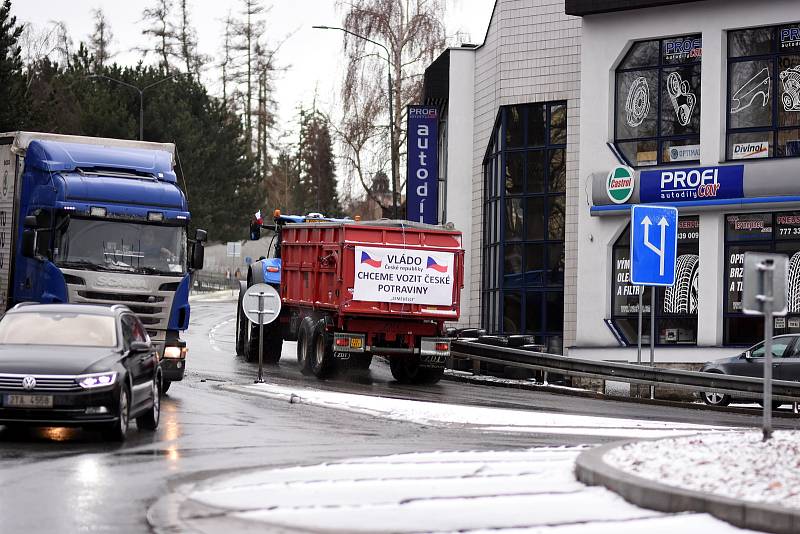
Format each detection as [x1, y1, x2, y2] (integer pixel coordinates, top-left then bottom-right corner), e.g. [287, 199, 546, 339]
[575, 440, 800, 534]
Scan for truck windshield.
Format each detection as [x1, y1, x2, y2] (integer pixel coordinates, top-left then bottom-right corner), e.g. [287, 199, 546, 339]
[54, 218, 187, 275]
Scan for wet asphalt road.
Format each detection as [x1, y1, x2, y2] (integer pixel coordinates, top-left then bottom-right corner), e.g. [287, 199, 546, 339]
[0, 297, 797, 533]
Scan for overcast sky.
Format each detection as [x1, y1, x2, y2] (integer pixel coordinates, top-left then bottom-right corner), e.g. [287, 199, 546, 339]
[12, 0, 493, 139]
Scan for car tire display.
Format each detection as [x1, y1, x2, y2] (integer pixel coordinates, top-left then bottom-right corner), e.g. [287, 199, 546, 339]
[664, 254, 699, 314]
[137, 376, 161, 431]
[787, 252, 800, 313]
[296, 316, 315, 375]
[103, 386, 130, 442]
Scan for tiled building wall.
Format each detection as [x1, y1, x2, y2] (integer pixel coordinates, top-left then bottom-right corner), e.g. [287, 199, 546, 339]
[471, 0, 582, 347]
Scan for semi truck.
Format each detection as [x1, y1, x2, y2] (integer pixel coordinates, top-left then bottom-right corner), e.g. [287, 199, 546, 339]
[0, 132, 206, 391]
[236, 211, 464, 384]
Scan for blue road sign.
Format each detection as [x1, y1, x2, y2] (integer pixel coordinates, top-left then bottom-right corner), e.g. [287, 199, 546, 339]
[630, 205, 678, 286]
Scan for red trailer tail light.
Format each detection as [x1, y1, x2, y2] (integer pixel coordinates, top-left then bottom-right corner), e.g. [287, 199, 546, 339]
[335, 338, 350, 347]
[435, 342, 450, 352]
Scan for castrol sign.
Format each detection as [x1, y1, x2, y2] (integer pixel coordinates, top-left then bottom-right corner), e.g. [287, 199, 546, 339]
[606, 165, 635, 204]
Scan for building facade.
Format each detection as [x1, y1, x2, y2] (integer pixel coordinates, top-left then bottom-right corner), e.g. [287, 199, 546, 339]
[571, 0, 800, 362]
[424, 0, 582, 354]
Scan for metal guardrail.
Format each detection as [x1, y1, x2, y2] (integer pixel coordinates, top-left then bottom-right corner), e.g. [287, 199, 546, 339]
[191, 272, 239, 293]
[451, 339, 800, 402]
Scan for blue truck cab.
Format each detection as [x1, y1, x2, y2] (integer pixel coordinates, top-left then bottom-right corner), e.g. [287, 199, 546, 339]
[0, 132, 207, 389]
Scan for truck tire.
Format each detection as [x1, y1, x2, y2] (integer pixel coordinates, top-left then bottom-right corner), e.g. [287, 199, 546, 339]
[310, 320, 335, 379]
[235, 307, 247, 356]
[263, 323, 283, 364]
[296, 317, 315, 375]
[664, 254, 699, 314]
[389, 357, 444, 385]
[244, 322, 260, 363]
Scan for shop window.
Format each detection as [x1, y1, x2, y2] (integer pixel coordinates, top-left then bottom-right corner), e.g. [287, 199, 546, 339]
[727, 23, 800, 160]
[724, 211, 800, 345]
[611, 216, 699, 345]
[614, 35, 702, 167]
[482, 102, 567, 353]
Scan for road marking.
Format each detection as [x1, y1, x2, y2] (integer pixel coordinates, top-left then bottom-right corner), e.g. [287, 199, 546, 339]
[209, 318, 236, 353]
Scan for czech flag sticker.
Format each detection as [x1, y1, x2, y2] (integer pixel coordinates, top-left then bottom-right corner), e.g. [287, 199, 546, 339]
[427, 256, 448, 273]
[361, 251, 382, 268]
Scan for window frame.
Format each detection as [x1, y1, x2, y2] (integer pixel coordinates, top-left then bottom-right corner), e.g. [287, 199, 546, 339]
[725, 23, 800, 161]
[481, 102, 567, 353]
[613, 35, 703, 168]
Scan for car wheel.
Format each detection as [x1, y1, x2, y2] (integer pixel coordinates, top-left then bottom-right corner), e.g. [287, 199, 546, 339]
[310, 320, 334, 379]
[702, 390, 731, 407]
[296, 317, 315, 375]
[137, 376, 161, 431]
[102, 386, 130, 442]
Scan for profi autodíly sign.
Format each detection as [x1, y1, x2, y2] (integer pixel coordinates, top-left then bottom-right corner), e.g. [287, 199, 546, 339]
[630, 205, 678, 286]
[242, 283, 281, 325]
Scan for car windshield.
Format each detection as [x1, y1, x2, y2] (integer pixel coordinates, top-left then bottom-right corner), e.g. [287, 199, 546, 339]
[0, 312, 117, 347]
[54, 218, 187, 275]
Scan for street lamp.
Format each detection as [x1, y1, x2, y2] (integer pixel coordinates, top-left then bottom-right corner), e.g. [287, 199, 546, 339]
[313, 25, 398, 219]
[87, 73, 185, 141]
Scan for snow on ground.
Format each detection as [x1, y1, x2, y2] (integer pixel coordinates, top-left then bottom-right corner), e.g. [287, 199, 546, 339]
[239, 382, 731, 438]
[445, 369, 588, 393]
[606, 430, 800, 509]
[190, 448, 756, 533]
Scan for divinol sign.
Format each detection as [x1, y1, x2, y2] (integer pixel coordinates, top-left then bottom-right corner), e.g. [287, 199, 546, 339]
[640, 165, 744, 203]
[353, 246, 454, 306]
[606, 166, 635, 204]
[406, 105, 439, 224]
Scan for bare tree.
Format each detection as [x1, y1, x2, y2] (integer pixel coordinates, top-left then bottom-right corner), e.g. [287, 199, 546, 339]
[337, 0, 446, 213]
[141, 0, 177, 71]
[176, 0, 206, 78]
[233, 0, 267, 151]
[219, 10, 236, 105]
[88, 8, 114, 70]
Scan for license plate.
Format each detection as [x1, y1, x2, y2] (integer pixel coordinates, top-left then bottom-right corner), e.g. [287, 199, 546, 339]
[4, 394, 53, 408]
[350, 338, 363, 349]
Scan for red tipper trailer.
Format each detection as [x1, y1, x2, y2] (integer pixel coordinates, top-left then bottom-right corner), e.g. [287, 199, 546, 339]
[281, 220, 464, 383]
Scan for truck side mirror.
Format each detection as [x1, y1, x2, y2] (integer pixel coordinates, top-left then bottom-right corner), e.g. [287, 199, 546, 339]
[190, 241, 205, 271]
[250, 220, 261, 241]
[21, 229, 36, 259]
[195, 228, 207, 243]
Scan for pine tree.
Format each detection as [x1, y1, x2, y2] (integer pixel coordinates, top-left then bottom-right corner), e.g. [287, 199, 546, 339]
[0, 0, 25, 130]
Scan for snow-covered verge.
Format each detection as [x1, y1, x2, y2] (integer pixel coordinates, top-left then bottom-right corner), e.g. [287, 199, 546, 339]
[235, 382, 731, 438]
[188, 448, 756, 533]
[606, 431, 800, 509]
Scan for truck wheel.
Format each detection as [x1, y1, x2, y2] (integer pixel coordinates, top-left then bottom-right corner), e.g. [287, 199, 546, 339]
[244, 322, 260, 363]
[310, 321, 334, 379]
[390, 357, 445, 385]
[235, 307, 247, 356]
[162, 380, 171, 394]
[263, 323, 283, 364]
[296, 317, 315, 375]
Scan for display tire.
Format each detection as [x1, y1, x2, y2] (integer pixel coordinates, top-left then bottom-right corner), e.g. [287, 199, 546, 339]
[310, 320, 335, 379]
[664, 254, 699, 314]
[787, 252, 800, 313]
[296, 317, 315, 375]
[102, 385, 130, 442]
[136, 375, 161, 431]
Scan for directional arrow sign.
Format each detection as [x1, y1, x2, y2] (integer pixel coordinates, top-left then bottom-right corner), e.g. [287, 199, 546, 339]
[630, 205, 678, 286]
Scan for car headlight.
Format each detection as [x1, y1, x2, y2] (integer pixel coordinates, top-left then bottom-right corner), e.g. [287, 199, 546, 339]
[77, 372, 118, 389]
[163, 346, 187, 359]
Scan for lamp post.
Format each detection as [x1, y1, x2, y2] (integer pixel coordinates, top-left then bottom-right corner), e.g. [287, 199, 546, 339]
[87, 73, 184, 141]
[313, 25, 398, 219]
